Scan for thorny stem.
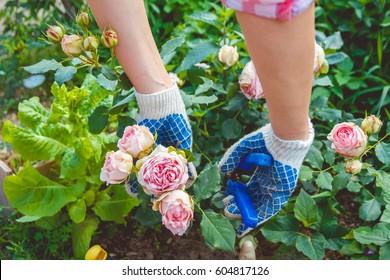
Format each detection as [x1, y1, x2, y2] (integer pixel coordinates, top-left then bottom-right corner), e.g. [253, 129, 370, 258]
[360, 131, 390, 159]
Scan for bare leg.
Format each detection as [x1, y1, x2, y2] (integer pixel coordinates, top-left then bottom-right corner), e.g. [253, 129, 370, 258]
[236, 3, 315, 140]
[87, 0, 172, 94]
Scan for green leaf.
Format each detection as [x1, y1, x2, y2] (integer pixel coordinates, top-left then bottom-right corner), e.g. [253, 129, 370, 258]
[194, 164, 221, 201]
[189, 11, 218, 26]
[16, 216, 41, 223]
[260, 215, 300, 246]
[315, 172, 333, 190]
[92, 185, 139, 223]
[368, 169, 390, 203]
[323, 31, 344, 50]
[313, 76, 333, 87]
[60, 149, 87, 179]
[177, 41, 219, 72]
[119, 72, 132, 90]
[101, 67, 118, 81]
[17, 97, 49, 130]
[2, 120, 67, 161]
[224, 94, 248, 111]
[72, 216, 99, 259]
[294, 189, 319, 227]
[305, 145, 324, 169]
[339, 241, 364, 255]
[325, 52, 348, 65]
[359, 198, 382, 222]
[315, 108, 342, 122]
[332, 172, 351, 193]
[380, 205, 390, 223]
[298, 165, 313, 181]
[109, 92, 134, 115]
[54, 66, 77, 85]
[200, 210, 236, 253]
[191, 95, 218, 104]
[134, 206, 161, 228]
[68, 198, 86, 224]
[346, 180, 362, 193]
[35, 213, 66, 230]
[4, 166, 84, 217]
[160, 37, 185, 59]
[23, 59, 61, 74]
[222, 119, 242, 140]
[195, 78, 213, 95]
[353, 223, 390, 246]
[295, 233, 327, 260]
[97, 73, 117, 91]
[88, 105, 109, 134]
[81, 74, 111, 109]
[379, 242, 390, 260]
[23, 74, 45, 88]
[375, 142, 390, 165]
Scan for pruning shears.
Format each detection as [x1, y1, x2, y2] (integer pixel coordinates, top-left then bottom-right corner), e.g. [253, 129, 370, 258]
[226, 153, 273, 228]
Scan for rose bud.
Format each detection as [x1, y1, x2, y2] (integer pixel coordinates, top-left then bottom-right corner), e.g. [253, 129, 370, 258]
[101, 28, 118, 48]
[327, 122, 367, 158]
[100, 150, 133, 185]
[76, 12, 90, 28]
[218, 45, 239, 67]
[46, 25, 64, 43]
[61, 34, 83, 57]
[239, 60, 264, 100]
[152, 190, 194, 236]
[83, 36, 99, 52]
[361, 115, 383, 134]
[344, 159, 363, 174]
[136, 145, 189, 196]
[313, 41, 329, 77]
[117, 125, 154, 158]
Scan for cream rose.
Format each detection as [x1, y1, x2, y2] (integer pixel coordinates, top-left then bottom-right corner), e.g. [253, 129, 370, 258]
[327, 122, 367, 158]
[100, 150, 133, 185]
[153, 190, 194, 236]
[117, 125, 154, 158]
[61, 34, 83, 58]
[361, 115, 383, 134]
[218, 45, 239, 67]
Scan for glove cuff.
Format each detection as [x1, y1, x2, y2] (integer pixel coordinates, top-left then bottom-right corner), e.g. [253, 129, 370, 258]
[135, 83, 186, 120]
[263, 120, 315, 170]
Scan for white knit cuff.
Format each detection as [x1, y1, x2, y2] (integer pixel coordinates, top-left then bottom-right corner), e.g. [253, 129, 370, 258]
[263, 121, 315, 170]
[135, 84, 186, 120]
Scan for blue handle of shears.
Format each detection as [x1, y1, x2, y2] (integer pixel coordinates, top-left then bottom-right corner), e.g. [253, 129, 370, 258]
[226, 153, 273, 228]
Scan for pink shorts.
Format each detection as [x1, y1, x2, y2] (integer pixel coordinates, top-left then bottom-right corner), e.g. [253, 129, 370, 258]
[221, 0, 314, 21]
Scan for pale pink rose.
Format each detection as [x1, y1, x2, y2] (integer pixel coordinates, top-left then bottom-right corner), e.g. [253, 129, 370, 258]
[137, 145, 188, 196]
[361, 115, 383, 134]
[100, 150, 133, 185]
[239, 60, 264, 100]
[327, 122, 367, 158]
[61, 34, 83, 58]
[152, 190, 194, 236]
[344, 159, 363, 175]
[117, 125, 154, 158]
[218, 45, 239, 67]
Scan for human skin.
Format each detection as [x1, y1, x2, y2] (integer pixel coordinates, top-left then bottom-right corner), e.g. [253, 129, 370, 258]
[235, 3, 315, 140]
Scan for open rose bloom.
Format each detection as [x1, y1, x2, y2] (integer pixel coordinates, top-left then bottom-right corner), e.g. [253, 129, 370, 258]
[100, 150, 133, 185]
[117, 125, 154, 158]
[153, 190, 194, 236]
[136, 145, 189, 196]
[239, 60, 264, 100]
[327, 122, 367, 158]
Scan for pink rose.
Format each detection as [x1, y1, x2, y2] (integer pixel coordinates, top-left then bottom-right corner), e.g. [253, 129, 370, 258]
[61, 34, 83, 58]
[152, 190, 194, 236]
[239, 60, 264, 100]
[100, 150, 133, 185]
[327, 122, 367, 158]
[117, 125, 154, 158]
[137, 145, 189, 196]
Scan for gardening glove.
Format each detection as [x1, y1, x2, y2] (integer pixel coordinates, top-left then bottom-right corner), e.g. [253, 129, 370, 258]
[126, 83, 195, 196]
[219, 122, 314, 237]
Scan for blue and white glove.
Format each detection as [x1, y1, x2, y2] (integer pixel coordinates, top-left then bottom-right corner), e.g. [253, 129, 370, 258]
[219, 122, 314, 237]
[126, 83, 195, 196]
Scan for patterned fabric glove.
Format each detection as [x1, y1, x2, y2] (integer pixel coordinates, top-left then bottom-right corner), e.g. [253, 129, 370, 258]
[218, 122, 314, 237]
[126, 84, 194, 196]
